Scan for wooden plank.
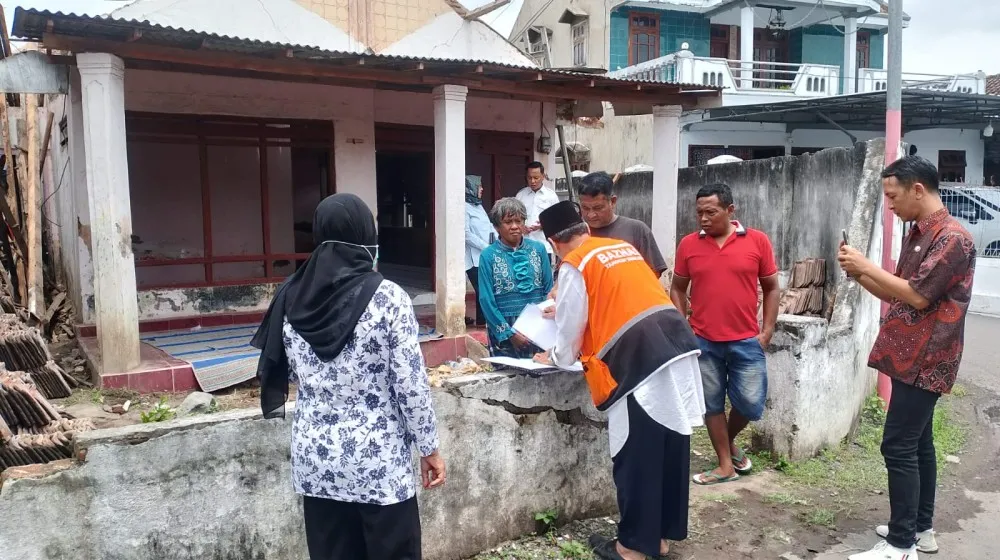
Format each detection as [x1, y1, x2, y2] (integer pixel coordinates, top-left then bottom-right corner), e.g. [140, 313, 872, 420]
[39, 110, 54, 179]
[25, 93, 41, 317]
[0, 6, 11, 59]
[2, 95, 26, 305]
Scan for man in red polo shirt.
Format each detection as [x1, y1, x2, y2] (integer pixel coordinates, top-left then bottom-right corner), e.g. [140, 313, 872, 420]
[670, 183, 780, 486]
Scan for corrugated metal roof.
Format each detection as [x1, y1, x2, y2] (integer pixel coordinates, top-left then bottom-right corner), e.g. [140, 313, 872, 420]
[13, 7, 716, 89]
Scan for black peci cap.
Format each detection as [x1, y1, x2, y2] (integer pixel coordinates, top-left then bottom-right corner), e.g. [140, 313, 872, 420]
[539, 200, 584, 239]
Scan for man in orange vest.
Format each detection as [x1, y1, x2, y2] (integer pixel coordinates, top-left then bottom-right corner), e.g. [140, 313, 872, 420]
[534, 201, 706, 560]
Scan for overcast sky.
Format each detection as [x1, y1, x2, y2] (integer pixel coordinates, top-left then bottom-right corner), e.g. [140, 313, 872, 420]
[3, 0, 996, 75]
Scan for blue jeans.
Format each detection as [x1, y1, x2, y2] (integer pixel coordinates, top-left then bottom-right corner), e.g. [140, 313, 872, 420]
[696, 336, 768, 421]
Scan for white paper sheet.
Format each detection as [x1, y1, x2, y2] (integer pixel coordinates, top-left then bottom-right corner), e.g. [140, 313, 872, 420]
[512, 299, 557, 350]
[483, 356, 583, 372]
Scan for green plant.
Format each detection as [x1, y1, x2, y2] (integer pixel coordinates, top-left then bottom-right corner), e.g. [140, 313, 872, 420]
[534, 508, 559, 529]
[140, 397, 176, 423]
[803, 508, 836, 527]
[558, 539, 591, 559]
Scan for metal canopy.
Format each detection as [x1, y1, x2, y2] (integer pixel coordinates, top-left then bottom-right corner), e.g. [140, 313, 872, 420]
[699, 91, 1000, 132]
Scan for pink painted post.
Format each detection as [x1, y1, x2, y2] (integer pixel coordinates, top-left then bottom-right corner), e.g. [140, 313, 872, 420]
[879, 0, 904, 406]
[879, 111, 901, 404]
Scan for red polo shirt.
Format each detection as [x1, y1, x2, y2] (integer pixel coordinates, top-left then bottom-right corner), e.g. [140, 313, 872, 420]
[674, 222, 777, 342]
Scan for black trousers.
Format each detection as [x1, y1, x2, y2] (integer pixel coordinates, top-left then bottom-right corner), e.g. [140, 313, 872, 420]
[613, 395, 691, 557]
[466, 267, 485, 326]
[303, 496, 421, 560]
[882, 379, 940, 549]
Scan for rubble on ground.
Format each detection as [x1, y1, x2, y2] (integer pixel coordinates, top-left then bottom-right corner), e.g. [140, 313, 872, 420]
[427, 357, 492, 387]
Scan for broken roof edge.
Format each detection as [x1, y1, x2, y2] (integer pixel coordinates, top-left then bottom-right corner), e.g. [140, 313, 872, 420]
[13, 6, 721, 105]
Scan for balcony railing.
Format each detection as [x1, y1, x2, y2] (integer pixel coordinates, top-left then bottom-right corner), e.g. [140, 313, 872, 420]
[609, 49, 840, 97]
[857, 69, 986, 94]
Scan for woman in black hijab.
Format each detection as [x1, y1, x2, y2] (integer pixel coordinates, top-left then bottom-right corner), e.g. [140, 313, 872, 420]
[252, 193, 446, 560]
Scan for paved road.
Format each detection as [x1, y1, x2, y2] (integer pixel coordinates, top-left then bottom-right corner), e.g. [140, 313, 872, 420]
[816, 313, 1000, 560]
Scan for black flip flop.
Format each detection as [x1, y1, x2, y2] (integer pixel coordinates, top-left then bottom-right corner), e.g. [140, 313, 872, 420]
[588, 535, 669, 560]
[588, 535, 626, 560]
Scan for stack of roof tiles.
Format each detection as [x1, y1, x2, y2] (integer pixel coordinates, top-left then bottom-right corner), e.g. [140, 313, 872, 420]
[0, 314, 78, 399]
[0, 313, 92, 469]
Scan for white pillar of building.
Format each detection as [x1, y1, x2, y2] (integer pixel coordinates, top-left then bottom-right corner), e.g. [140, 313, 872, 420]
[843, 17, 859, 94]
[76, 53, 140, 374]
[739, 5, 755, 88]
[432, 84, 468, 338]
[652, 105, 683, 272]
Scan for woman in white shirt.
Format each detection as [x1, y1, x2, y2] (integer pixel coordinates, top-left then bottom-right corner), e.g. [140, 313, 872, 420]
[465, 175, 493, 327]
[252, 193, 446, 560]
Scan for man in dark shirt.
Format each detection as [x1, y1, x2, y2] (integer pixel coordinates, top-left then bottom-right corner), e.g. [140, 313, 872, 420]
[577, 172, 668, 278]
[838, 155, 976, 560]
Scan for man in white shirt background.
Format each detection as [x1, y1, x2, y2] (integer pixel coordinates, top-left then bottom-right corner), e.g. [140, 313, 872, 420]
[516, 161, 560, 265]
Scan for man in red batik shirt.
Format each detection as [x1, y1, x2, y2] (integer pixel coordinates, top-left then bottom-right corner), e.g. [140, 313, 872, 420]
[839, 156, 976, 560]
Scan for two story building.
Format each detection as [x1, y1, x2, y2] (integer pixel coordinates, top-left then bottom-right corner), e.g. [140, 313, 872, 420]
[512, 0, 992, 187]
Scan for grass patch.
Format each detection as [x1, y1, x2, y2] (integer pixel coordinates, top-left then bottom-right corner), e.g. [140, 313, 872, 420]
[803, 508, 837, 527]
[702, 493, 739, 503]
[762, 492, 808, 506]
[767, 393, 967, 493]
[951, 383, 968, 398]
[557, 540, 592, 559]
[933, 398, 966, 463]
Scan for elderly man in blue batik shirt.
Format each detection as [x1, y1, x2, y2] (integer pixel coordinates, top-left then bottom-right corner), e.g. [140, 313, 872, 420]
[478, 197, 553, 359]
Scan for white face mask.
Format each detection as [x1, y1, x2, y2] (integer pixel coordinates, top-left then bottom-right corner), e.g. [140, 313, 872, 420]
[321, 240, 379, 269]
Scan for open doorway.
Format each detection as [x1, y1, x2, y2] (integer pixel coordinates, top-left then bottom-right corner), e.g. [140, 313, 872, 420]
[375, 151, 434, 295]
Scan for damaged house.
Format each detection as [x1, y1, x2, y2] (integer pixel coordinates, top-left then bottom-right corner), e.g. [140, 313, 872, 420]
[9, 0, 720, 392]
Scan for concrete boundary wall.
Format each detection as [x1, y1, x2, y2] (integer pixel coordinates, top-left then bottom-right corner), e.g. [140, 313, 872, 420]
[0, 371, 615, 560]
[971, 257, 1000, 317]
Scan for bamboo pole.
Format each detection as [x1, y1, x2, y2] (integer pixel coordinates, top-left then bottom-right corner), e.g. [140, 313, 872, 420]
[26, 94, 41, 317]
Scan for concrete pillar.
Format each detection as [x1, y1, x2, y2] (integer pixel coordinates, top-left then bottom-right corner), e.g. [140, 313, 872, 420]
[333, 92, 377, 218]
[843, 17, 858, 94]
[740, 5, 755, 88]
[432, 84, 468, 338]
[67, 69, 95, 324]
[652, 105, 683, 269]
[77, 53, 140, 373]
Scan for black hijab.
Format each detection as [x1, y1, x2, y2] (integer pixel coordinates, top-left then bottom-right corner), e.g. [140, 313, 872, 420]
[465, 175, 482, 205]
[251, 193, 383, 419]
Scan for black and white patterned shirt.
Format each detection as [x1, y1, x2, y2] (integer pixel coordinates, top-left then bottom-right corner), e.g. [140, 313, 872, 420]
[283, 280, 439, 505]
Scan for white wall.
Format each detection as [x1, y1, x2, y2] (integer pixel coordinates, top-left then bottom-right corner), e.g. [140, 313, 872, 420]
[972, 257, 1000, 316]
[903, 128, 986, 185]
[509, 0, 609, 70]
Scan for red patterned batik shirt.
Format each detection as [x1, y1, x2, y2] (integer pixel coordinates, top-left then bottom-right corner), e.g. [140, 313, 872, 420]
[868, 208, 977, 394]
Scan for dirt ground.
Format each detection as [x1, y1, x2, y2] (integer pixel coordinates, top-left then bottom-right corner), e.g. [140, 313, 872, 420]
[471, 379, 997, 560]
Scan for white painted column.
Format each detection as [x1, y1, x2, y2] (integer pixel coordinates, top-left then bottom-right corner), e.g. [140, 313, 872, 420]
[432, 84, 468, 338]
[333, 91, 377, 217]
[843, 17, 858, 94]
[652, 105, 683, 272]
[77, 53, 140, 373]
[67, 68, 95, 324]
[740, 5, 755, 89]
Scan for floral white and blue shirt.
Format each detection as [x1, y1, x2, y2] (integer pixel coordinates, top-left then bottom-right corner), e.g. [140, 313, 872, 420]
[283, 280, 440, 505]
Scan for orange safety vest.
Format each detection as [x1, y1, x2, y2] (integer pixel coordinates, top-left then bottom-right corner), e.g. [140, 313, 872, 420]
[562, 236, 699, 410]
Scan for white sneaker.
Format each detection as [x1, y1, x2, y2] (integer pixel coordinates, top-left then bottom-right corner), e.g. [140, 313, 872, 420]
[847, 540, 919, 560]
[876, 525, 939, 553]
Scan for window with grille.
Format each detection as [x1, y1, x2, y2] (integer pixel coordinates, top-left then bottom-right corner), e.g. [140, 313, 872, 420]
[629, 12, 660, 66]
[572, 20, 588, 67]
[939, 150, 967, 183]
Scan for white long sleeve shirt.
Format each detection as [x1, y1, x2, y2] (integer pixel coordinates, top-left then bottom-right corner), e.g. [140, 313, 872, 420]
[552, 264, 706, 457]
[516, 185, 559, 254]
